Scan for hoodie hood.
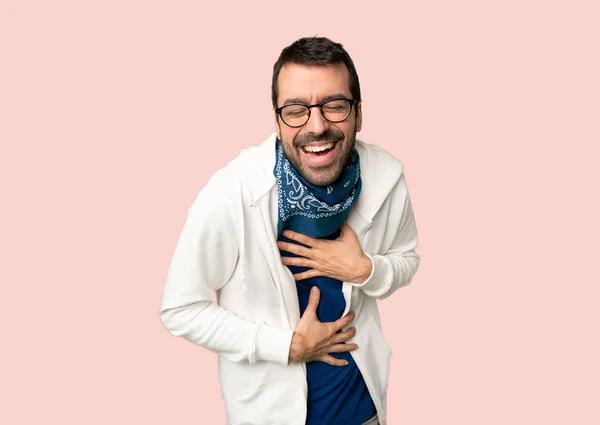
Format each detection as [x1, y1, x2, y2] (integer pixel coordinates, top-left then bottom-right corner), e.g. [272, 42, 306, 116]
[228, 133, 404, 223]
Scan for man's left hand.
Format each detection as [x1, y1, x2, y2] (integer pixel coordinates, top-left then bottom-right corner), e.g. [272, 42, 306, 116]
[277, 221, 372, 284]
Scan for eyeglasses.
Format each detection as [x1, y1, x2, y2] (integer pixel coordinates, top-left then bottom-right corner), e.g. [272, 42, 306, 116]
[275, 98, 359, 128]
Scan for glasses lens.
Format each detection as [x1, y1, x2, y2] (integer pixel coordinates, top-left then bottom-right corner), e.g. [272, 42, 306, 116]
[281, 105, 309, 127]
[322, 99, 352, 122]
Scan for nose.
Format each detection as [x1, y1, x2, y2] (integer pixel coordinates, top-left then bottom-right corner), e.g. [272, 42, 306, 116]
[304, 105, 329, 134]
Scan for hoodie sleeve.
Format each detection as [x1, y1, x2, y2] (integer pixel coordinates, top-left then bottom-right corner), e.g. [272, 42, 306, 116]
[351, 173, 421, 299]
[158, 168, 293, 365]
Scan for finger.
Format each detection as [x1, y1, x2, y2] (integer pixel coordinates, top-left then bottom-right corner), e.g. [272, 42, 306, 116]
[293, 269, 324, 281]
[318, 354, 349, 367]
[328, 343, 359, 353]
[339, 221, 355, 239]
[332, 326, 357, 344]
[276, 241, 312, 258]
[281, 256, 319, 269]
[332, 311, 355, 332]
[305, 286, 321, 315]
[339, 220, 350, 236]
[282, 230, 319, 248]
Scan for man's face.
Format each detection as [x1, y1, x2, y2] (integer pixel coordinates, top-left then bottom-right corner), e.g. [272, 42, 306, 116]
[274, 63, 362, 187]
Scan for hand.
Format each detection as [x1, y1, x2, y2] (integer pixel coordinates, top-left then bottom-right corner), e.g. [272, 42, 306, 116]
[277, 221, 372, 283]
[289, 286, 358, 366]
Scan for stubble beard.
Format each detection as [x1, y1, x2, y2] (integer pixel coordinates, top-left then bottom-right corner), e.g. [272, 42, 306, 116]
[281, 127, 357, 188]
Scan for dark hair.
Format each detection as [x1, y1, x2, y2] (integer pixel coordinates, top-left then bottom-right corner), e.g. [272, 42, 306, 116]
[271, 36, 361, 109]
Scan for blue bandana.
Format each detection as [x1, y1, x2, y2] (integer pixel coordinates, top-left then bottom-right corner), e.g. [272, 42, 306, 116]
[274, 139, 362, 239]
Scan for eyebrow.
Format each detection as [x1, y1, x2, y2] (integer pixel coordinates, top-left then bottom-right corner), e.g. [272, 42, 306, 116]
[282, 93, 349, 106]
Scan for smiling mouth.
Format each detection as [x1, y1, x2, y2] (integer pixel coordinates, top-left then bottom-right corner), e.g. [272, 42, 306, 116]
[298, 140, 340, 167]
[300, 141, 337, 155]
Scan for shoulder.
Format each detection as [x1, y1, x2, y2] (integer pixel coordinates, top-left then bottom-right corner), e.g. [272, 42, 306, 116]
[189, 135, 275, 211]
[187, 167, 242, 217]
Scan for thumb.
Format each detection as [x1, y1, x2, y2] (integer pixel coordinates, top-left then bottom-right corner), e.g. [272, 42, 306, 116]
[305, 286, 320, 315]
[339, 221, 352, 239]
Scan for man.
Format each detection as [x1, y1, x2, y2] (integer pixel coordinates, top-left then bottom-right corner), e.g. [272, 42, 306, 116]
[159, 36, 420, 425]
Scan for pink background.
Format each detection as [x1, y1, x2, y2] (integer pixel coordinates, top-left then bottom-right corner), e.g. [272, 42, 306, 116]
[2, 1, 599, 424]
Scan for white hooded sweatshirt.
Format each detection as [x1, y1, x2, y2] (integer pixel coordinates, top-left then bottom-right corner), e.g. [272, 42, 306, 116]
[159, 133, 420, 425]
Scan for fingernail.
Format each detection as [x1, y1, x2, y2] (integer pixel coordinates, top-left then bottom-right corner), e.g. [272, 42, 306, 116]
[311, 287, 318, 294]
[344, 361, 349, 366]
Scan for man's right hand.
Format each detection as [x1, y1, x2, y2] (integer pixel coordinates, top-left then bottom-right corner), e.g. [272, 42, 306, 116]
[288, 286, 358, 366]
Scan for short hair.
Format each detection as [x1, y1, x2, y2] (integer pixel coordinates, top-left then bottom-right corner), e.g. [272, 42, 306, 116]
[271, 36, 361, 109]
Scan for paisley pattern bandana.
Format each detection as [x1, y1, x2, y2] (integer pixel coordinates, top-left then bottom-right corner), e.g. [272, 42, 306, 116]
[274, 139, 362, 239]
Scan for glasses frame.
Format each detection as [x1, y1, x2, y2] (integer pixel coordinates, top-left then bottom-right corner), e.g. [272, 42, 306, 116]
[275, 97, 359, 128]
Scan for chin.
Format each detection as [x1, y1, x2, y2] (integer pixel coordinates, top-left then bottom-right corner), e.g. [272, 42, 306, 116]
[303, 168, 341, 187]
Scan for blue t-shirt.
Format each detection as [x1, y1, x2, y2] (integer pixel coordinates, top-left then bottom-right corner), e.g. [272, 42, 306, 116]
[279, 228, 377, 425]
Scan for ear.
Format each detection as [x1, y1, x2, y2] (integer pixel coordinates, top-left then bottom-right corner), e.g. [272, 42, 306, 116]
[355, 101, 362, 133]
[273, 110, 282, 139]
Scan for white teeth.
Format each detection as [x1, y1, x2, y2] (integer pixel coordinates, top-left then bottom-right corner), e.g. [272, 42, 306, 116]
[303, 142, 334, 153]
